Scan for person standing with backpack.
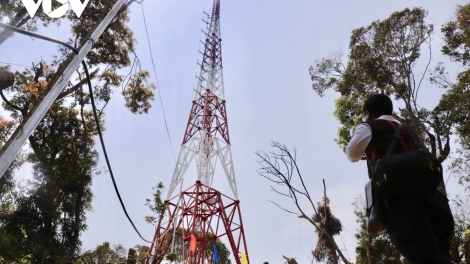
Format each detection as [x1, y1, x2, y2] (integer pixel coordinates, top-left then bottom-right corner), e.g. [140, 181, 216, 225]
[346, 94, 454, 263]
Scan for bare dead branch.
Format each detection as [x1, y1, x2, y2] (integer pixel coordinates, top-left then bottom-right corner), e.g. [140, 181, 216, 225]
[427, 132, 437, 159]
[32, 62, 44, 82]
[0, 89, 23, 112]
[256, 149, 313, 198]
[270, 186, 291, 198]
[438, 135, 451, 163]
[56, 67, 99, 101]
[307, 256, 314, 264]
[267, 200, 299, 215]
[416, 38, 432, 100]
[257, 141, 352, 264]
[323, 179, 328, 227]
[284, 143, 319, 215]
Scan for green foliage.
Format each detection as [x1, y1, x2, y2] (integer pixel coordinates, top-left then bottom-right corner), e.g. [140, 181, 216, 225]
[123, 70, 156, 114]
[0, 254, 32, 264]
[79, 241, 127, 264]
[70, 0, 134, 68]
[0, 0, 155, 262]
[437, 4, 470, 187]
[352, 197, 405, 264]
[449, 194, 470, 262]
[308, 51, 346, 97]
[308, 4, 470, 262]
[0, 183, 26, 261]
[166, 252, 178, 262]
[310, 7, 440, 153]
[0, 106, 97, 262]
[144, 182, 167, 224]
[333, 91, 374, 151]
[308, 6, 470, 195]
[348, 8, 433, 92]
[441, 4, 470, 66]
[464, 230, 470, 240]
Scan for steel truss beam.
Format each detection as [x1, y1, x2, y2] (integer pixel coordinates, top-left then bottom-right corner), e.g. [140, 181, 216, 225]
[147, 181, 249, 264]
[168, 88, 236, 199]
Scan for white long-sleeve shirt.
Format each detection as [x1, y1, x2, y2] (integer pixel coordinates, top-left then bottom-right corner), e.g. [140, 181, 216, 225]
[346, 115, 401, 162]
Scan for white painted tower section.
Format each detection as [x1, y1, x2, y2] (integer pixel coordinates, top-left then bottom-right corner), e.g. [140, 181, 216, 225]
[166, 0, 238, 200]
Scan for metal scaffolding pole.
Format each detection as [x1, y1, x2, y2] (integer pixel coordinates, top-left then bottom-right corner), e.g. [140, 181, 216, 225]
[0, 0, 128, 178]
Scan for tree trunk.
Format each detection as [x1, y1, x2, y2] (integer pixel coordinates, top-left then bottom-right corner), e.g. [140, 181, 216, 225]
[139, 246, 150, 263]
[127, 248, 137, 264]
[0, 67, 14, 89]
[366, 234, 373, 264]
[465, 234, 470, 264]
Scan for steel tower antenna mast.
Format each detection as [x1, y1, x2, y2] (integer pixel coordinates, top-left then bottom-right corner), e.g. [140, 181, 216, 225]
[166, 0, 237, 200]
[194, 0, 224, 100]
[147, 1, 249, 264]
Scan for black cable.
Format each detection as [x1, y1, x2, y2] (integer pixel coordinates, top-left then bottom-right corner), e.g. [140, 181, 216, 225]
[0, 21, 153, 243]
[140, 2, 177, 163]
[82, 61, 152, 243]
[0, 22, 77, 52]
[0, 61, 30, 67]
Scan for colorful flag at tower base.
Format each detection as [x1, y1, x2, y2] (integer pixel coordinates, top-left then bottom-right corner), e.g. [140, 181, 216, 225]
[190, 233, 196, 252]
[241, 253, 248, 264]
[213, 243, 219, 262]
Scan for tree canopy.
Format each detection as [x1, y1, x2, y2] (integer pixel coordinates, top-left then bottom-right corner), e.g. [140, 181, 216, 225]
[352, 197, 404, 264]
[309, 5, 470, 262]
[0, 0, 155, 262]
[309, 6, 470, 191]
[79, 241, 127, 264]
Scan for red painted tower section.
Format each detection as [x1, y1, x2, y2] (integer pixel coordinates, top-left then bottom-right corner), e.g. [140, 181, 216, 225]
[146, 1, 249, 263]
[147, 182, 249, 264]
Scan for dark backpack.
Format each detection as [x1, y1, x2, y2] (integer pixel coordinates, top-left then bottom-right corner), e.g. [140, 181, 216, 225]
[371, 123, 443, 197]
[365, 123, 442, 233]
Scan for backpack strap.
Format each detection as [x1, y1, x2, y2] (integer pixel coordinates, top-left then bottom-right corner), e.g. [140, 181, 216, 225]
[402, 125, 423, 150]
[384, 123, 403, 157]
[366, 122, 402, 177]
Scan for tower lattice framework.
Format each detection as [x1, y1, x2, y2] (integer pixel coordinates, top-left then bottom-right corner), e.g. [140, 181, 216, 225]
[147, 1, 249, 263]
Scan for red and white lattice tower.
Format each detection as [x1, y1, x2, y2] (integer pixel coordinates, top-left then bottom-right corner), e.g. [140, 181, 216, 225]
[146, 1, 249, 263]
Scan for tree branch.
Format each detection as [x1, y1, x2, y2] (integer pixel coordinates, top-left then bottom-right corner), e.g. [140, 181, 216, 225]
[323, 179, 328, 227]
[427, 132, 437, 159]
[56, 67, 99, 101]
[267, 200, 299, 215]
[257, 141, 352, 264]
[0, 89, 23, 112]
[416, 37, 432, 100]
[270, 186, 291, 198]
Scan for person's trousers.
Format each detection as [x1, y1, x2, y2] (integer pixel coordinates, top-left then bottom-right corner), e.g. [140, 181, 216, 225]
[384, 192, 454, 264]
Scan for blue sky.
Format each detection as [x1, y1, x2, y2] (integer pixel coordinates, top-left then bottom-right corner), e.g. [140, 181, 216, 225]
[0, 0, 468, 263]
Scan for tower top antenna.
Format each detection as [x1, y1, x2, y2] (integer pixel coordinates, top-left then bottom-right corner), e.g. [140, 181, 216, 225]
[193, 0, 224, 100]
[211, 0, 220, 18]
